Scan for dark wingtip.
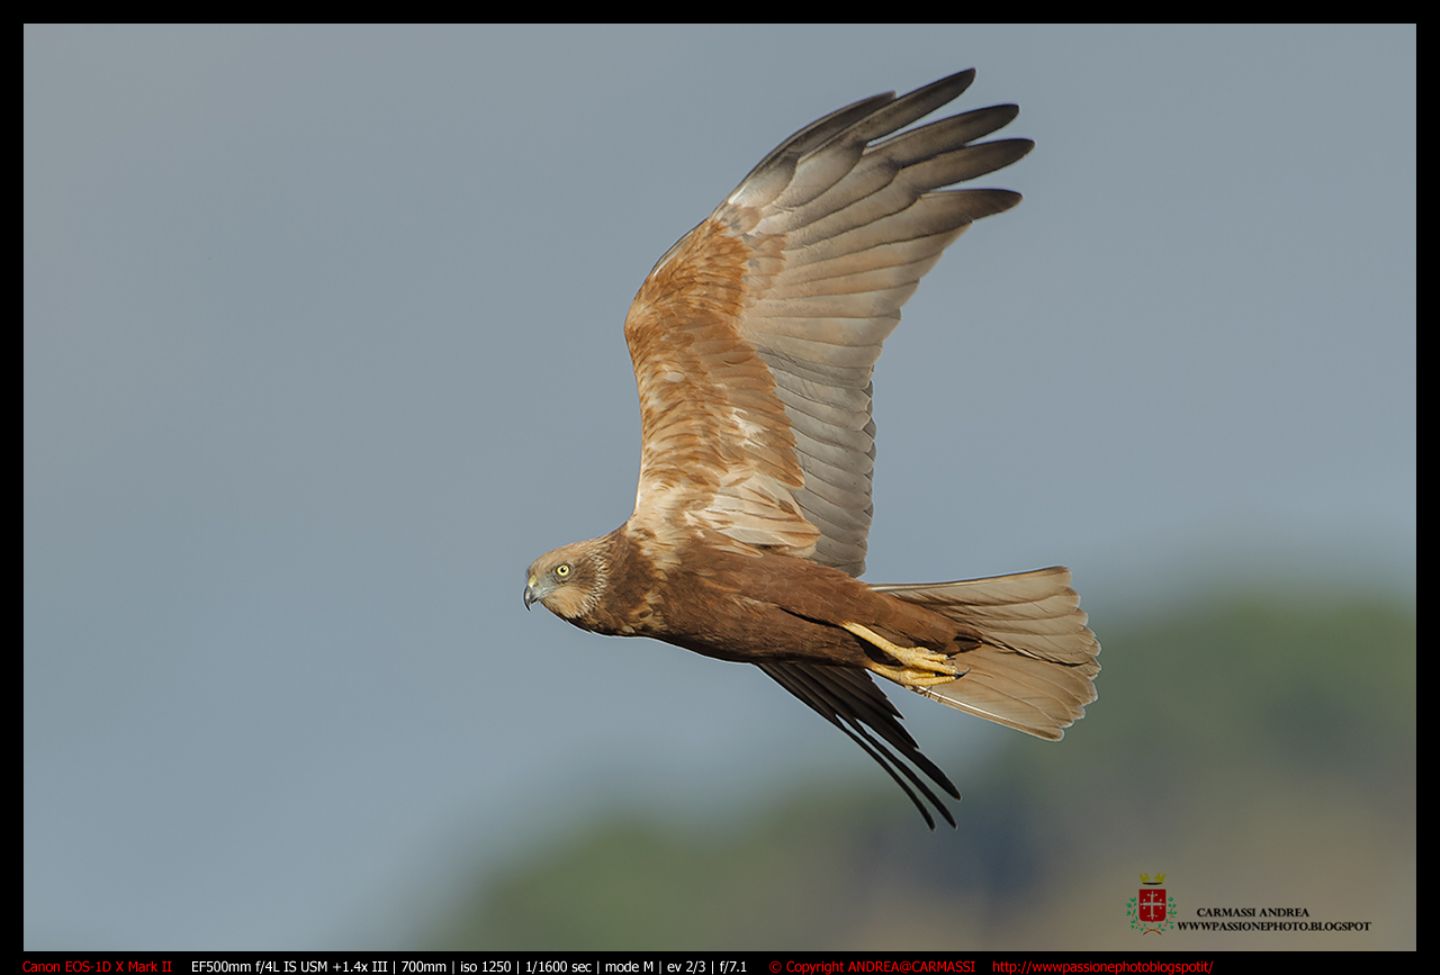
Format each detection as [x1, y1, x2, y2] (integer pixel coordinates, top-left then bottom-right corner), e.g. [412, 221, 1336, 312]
[935, 796, 956, 829]
[937, 772, 961, 801]
[936, 67, 977, 91]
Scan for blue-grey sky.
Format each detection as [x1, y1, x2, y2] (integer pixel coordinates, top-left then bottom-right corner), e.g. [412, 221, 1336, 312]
[25, 24, 1414, 947]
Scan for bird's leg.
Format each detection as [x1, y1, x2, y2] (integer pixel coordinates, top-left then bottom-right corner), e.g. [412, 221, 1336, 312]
[842, 621, 961, 685]
[862, 661, 962, 688]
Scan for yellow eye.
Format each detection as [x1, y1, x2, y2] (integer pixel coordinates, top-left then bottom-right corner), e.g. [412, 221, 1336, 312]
[554, 563, 572, 579]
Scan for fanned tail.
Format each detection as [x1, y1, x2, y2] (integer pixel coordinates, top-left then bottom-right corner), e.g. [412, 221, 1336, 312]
[871, 566, 1100, 739]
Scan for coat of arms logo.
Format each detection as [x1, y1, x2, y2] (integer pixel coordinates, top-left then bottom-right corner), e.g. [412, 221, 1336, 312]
[1126, 873, 1177, 935]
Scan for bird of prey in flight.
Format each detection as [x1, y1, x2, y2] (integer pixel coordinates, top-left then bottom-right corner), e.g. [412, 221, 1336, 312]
[524, 69, 1099, 827]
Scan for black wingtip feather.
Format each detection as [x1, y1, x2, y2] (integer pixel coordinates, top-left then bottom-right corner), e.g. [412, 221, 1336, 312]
[768, 662, 957, 828]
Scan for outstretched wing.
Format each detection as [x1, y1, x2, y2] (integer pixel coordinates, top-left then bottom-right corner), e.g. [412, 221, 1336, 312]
[624, 69, 1032, 576]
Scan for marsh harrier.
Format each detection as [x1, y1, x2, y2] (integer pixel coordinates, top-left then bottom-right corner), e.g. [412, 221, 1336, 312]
[524, 70, 1099, 827]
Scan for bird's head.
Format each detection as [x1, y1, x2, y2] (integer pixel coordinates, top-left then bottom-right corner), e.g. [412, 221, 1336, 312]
[524, 537, 610, 620]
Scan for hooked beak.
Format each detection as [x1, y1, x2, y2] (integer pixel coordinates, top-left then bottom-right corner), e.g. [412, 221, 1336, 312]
[523, 576, 538, 611]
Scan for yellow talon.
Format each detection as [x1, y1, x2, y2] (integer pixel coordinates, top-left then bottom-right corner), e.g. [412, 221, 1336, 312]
[863, 661, 962, 688]
[842, 621, 959, 676]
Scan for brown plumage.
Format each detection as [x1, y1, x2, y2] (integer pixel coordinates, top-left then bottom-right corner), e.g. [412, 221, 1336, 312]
[523, 69, 1099, 827]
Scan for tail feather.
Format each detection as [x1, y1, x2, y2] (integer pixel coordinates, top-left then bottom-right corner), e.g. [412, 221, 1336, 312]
[872, 566, 1100, 740]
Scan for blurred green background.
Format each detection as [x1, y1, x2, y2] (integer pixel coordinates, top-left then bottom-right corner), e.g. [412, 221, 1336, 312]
[431, 586, 1414, 950]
